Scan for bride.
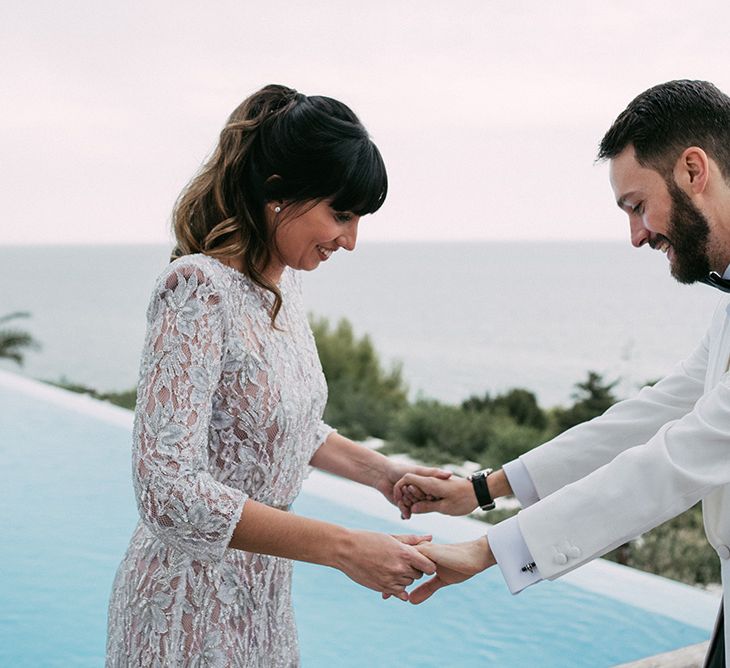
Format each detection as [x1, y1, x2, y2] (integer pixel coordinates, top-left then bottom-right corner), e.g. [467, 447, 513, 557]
[105, 84, 449, 667]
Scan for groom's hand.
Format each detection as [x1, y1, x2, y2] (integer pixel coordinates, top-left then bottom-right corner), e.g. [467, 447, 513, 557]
[394, 473, 478, 516]
[407, 537, 495, 604]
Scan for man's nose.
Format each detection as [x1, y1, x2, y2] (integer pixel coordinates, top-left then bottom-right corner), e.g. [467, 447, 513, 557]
[629, 216, 650, 248]
[337, 220, 358, 251]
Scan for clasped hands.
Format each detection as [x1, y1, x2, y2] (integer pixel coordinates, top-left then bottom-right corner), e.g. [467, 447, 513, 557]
[370, 467, 495, 604]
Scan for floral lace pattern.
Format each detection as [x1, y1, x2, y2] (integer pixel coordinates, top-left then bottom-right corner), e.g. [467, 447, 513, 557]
[106, 255, 333, 667]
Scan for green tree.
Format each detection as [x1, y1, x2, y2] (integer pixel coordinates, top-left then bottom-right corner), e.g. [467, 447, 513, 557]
[553, 371, 619, 433]
[461, 392, 493, 413]
[492, 388, 547, 430]
[462, 389, 546, 431]
[0, 311, 40, 365]
[310, 316, 409, 440]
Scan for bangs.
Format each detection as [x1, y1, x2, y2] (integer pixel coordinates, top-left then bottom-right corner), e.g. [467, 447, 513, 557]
[328, 140, 388, 216]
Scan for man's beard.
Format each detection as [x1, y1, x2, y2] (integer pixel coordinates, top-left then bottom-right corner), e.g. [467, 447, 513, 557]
[664, 182, 712, 284]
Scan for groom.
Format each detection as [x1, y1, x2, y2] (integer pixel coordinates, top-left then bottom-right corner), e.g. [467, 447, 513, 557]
[395, 80, 730, 668]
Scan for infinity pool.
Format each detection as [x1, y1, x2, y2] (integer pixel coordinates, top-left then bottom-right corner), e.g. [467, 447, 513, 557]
[0, 371, 719, 667]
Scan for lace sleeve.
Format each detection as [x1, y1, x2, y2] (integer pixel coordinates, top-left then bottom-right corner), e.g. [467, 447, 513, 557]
[314, 421, 336, 449]
[132, 262, 246, 563]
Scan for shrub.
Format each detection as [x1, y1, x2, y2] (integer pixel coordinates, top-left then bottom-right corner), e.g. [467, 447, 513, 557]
[605, 504, 720, 586]
[484, 414, 545, 463]
[387, 399, 493, 463]
[462, 388, 547, 431]
[50, 378, 137, 410]
[311, 316, 408, 440]
[385, 399, 545, 466]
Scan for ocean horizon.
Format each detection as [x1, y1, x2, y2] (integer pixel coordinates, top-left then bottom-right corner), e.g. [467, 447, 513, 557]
[1, 240, 722, 408]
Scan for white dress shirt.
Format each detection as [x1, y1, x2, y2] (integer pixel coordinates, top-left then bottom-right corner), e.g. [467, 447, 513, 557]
[490, 461, 543, 592]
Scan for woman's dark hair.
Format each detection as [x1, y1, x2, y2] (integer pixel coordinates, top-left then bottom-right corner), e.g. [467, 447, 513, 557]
[171, 84, 388, 323]
[597, 79, 730, 183]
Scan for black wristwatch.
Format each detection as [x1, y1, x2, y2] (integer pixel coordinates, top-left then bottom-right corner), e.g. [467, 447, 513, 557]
[468, 468, 495, 511]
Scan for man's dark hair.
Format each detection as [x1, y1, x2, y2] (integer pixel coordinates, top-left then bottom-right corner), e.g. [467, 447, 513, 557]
[598, 80, 730, 182]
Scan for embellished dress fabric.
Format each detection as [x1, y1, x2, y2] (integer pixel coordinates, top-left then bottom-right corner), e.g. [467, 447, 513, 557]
[106, 254, 333, 667]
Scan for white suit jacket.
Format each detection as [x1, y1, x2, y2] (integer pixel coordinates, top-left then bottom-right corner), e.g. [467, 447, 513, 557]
[516, 296, 730, 662]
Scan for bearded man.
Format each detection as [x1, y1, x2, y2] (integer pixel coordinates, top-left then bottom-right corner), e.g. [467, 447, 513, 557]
[395, 80, 730, 668]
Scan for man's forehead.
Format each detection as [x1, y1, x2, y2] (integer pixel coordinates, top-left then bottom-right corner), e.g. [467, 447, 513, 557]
[608, 146, 639, 175]
[609, 147, 653, 192]
[608, 150, 636, 195]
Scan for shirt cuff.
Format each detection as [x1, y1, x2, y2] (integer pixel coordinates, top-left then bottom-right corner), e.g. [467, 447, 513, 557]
[503, 459, 540, 507]
[489, 515, 543, 594]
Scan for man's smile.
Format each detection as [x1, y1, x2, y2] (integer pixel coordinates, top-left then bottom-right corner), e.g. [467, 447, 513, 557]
[649, 234, 673, 259]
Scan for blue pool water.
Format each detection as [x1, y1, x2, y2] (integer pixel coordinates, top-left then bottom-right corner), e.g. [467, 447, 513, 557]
[0, 377, 713, 667]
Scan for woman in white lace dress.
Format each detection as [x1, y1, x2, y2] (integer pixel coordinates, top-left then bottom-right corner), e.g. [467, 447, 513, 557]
[106, 85, 450, 667]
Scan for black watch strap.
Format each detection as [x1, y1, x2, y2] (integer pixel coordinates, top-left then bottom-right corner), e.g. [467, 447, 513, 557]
[469, 468, 495, 511]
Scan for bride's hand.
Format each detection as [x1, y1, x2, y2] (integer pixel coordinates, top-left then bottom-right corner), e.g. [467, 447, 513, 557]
[334, 531, 436, 600]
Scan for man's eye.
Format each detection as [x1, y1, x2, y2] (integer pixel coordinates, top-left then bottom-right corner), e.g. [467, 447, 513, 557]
[632, 202, 644, 215]
[335, 212, 353, 223]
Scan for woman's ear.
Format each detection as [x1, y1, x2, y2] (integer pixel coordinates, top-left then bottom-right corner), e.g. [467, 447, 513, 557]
[264, 174, 283, 202]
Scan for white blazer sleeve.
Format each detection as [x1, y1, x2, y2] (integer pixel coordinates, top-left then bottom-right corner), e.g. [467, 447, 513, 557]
[518, 364, 730, 579]
[519, 323, 711, 501]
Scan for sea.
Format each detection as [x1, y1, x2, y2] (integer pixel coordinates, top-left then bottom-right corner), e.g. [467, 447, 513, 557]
[0, 241, 723, 408]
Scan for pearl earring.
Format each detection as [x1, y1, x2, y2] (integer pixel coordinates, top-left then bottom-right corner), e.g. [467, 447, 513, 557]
[274, 206, 281, 214]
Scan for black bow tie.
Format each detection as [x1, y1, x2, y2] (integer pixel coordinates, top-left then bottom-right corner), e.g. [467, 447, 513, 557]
[703, 272, 730, 293]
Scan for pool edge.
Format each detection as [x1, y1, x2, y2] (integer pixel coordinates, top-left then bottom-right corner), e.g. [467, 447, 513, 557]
[2, 368, 719, 632]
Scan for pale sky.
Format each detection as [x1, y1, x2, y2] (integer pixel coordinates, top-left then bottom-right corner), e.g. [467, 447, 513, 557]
[3, 0, 730, 244]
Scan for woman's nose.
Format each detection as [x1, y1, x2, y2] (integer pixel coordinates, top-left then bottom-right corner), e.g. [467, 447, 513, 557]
[337, 220, 358, 251]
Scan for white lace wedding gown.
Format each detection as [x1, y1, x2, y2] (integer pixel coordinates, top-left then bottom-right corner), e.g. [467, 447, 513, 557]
[106, 254, 333, 667]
